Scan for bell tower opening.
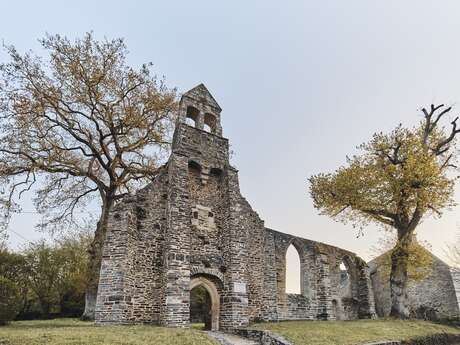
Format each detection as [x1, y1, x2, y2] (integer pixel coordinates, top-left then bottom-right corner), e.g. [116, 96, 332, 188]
[204, 113, 217, 133]
[185, 106, 199, 128]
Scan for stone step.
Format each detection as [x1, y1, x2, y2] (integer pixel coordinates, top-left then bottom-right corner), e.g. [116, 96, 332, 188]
[206, 331, 260, 345]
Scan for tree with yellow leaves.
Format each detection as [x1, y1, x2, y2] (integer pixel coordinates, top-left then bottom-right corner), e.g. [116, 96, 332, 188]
[309, 105, 459, 318]
[0, 33, 177, 320]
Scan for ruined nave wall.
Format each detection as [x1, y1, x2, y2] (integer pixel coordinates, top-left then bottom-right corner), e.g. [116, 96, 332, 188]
[261, 229, 375, 322]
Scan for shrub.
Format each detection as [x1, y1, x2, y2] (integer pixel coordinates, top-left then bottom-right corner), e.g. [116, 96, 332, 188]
[0, 276, 21, 325]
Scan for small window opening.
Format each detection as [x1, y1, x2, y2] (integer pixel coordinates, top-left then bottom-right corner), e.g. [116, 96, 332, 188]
[193, 211, 199, 219]
[188, 160, 202, 173]
[332, 299, 341, 320]
[340, 262, 349, 281]
[210, 168, 222, 177]
[186, 106, 200, 128]
[285, 244, 301, 294]
[204, 113, 217, 133]
[339, 259, 351, 298]
[208, 212, 213, 217]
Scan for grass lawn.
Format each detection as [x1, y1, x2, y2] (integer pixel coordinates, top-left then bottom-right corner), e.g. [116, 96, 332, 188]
[0, 318, 219, 345]
[2, 318, 459, 345]
[252, 319, 460, 345]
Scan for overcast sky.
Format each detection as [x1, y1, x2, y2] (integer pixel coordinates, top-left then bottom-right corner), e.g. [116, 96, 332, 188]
[2, 1, 460, 291]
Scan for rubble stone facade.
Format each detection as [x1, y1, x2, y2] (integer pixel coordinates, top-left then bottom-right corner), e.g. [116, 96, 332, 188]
[369, 251, 459, 320]
[94, 84, 376, 330]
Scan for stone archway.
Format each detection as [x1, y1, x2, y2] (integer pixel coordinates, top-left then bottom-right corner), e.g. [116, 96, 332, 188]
[190, 276, 220, 331]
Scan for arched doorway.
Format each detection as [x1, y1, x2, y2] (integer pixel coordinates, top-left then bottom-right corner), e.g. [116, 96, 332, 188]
[190, 276, 220, 331]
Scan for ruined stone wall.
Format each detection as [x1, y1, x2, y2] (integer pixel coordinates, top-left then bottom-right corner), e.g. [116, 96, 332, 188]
[95, 84, 377, 329]
[220, 168, 253, 329]
[285, 294, 314, 320]
[452, 268, 460, 312]
[241, 198, 266, 322]
[224, 178, 267, 327]
[369, 253, 459, 320]
[262, 230, 280, 321]
[95, 196, 137, 324]
[95, 172, 168, 324]
[128, 175, 168, 323]
[262, 229, 375, 322]
[327, 253, 375, 320]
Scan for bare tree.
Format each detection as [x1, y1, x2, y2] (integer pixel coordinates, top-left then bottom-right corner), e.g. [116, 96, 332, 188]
[0, 33, 177, 319]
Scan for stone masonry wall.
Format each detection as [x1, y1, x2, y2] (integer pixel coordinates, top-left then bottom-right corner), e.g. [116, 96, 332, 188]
[95, 172, 168, 324]
[95, 196, 137, 324]
[369, 252, 459, 320]
[262, 229, 375, 322]
[126, 177, 168, 323]
[95, 84, 377, 329]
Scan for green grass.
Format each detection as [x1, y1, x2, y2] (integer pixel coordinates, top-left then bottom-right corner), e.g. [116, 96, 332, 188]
[2, 318, 459, 345]
[0, 318, 219, 345]
[251, 319, 460, 345]
[190, 323, 206, 330]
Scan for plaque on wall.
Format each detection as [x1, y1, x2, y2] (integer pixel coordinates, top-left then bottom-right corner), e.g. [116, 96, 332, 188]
[233, 282, 246, 293]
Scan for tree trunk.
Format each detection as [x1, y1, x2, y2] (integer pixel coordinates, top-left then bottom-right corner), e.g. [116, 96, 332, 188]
[389, 230, 414, 319]
[81, 197, 113, 321]
[39, 298, 51, 319]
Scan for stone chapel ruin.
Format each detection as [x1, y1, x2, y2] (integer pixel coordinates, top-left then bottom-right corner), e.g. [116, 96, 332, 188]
[94, 84, 458, 330]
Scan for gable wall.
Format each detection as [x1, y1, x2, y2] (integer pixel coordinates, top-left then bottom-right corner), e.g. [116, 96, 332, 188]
[369, 253, 459, 320]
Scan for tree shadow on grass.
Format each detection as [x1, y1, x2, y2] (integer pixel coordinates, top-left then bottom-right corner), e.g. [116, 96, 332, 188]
[8, 319, 92, 330]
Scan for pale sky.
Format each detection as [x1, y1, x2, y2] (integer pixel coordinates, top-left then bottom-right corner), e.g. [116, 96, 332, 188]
[2, 1, 460, 292]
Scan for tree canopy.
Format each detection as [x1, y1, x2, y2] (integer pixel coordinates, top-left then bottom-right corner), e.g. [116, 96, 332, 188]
[0, 33, 177, 231]
[0, 33, 178, 319]
[309, 104, 460, 318]
[310, 105, 458, 235]
[0, 231, 90, 320]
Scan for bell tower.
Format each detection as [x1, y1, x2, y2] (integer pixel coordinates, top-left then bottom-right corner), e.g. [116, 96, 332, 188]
[162, 84, 250, 330]
[177, 83, 223, 136]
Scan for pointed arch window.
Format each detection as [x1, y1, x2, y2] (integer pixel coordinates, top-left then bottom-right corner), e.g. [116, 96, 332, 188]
[285, 244, 301, 294]
[339, 259, 351, 298]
